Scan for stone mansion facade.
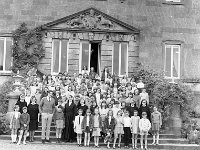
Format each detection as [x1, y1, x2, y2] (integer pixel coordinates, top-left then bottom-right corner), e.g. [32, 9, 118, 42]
[0, 0, 200, 84]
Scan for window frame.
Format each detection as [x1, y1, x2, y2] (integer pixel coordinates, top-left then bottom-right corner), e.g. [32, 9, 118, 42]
[51, 39, 69, 75]
[163, 0, 184, 5]
[79, 41, 91, 73]
[0, 37, 13, 73]
[164, 44, 181, 79]
[112, 42, 129, 77]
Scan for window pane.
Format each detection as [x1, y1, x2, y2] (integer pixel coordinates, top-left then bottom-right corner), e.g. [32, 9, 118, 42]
[52, 39, 60, 73]
[121, 43, 128, 75]
[60, 40, 68, 72]
[165, 47, 171, 77]
[173, 47, 179, 77]
[5, 40, 12, 70]
[113, 42, 119, 75]
[82, 42, 90, 70]
[0, 39, 4, 71]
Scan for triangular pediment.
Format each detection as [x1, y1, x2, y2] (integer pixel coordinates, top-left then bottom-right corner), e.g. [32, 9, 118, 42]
[42, 7, 139, 34]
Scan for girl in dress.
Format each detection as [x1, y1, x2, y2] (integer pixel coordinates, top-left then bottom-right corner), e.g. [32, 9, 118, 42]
[16, 94, 27, 114]
[27, 96, 39, 142]
[77, 99, 88, 116]
[139, 99, 151, 122]
[25, 89, 32, 105]
[17, 107, 30, 145]
[92, 108, 103, 147]
[125, 92, 133, 107]
[90, 100, 98, 115]
[121, 101, 127, 117]
[55, 100, 65, 143]
[127, 101, 139, 117]
[139, 89, 149, 105]
[95, 88, 101, 107]
[99, 101, 108, 136]
[132, 89, 140, 108]
[74, 109, 84, 146]
[113, 110, 124, 148]
[82, 109, 93, 147]
[130, 110, 140, 149]
[10, 105, 20, 143]
[122, 110, 131, 148]
[35, 89, 41, 105]
[104, 110, 115, 148]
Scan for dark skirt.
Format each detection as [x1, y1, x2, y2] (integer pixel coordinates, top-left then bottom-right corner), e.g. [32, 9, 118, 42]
[85, 126, 91, 133]
[29, 120, 38, 131]
[62, 114, 75, 141]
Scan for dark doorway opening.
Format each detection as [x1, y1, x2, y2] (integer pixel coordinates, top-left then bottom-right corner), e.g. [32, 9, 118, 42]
[90, 42, 100, 73]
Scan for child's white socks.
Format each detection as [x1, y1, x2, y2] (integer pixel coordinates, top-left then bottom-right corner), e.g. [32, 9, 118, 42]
[152, 135, 156, 145]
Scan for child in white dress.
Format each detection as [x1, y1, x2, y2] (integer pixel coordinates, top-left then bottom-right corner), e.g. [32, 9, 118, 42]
[113, 110, 124, 148]
[10, 105, 20, 143]
[130, 110, 140, 149]
[74, 109, 84, 146]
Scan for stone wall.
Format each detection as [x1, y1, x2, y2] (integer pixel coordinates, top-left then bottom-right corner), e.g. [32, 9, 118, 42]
[0, 0, 200, 79]
[39, 32, 139, 75]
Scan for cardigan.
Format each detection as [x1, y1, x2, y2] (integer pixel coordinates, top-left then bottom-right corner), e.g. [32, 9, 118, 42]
[39, 96, 56, 114]
[151, 111, 162, 125]
[139, 118, 151, 132]
[104, 116, 115, 132]
[81, 115, 93, 130]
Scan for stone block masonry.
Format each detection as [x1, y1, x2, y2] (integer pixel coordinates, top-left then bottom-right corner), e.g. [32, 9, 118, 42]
[0, 0, 199, 79]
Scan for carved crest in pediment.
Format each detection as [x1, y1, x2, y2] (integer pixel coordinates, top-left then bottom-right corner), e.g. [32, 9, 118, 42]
[65, 9, 114, 30]
[43, 8, 139, 34]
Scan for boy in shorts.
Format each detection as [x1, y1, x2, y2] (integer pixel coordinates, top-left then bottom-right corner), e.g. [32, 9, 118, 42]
[139, 112, 151, 150]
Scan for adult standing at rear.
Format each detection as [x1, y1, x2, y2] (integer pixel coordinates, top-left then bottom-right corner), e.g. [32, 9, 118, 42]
[63, 95, 77, 142]
[39, 90, 55, 143]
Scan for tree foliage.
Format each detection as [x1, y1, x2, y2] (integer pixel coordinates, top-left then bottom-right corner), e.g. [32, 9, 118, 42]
[0, 78, 14, 135]
[11, 23, 45, 74]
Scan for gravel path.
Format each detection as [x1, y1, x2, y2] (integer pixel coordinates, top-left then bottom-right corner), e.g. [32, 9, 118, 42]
[0, 139, 170, 150]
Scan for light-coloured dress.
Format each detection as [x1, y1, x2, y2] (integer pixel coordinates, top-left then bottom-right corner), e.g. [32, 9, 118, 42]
[114, 116, 124, 134]
[74, 115, 84, 134]
[131, 116, 140, 134]
[92, 115, 101, 136]
[10, 112, 21, 129]
[99, 108, 108, 121]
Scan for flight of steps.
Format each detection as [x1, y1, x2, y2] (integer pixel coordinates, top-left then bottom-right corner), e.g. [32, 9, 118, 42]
[0, 121, 199, 149]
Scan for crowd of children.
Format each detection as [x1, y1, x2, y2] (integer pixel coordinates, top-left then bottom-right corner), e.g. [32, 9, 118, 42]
[9, 66, 162, 150]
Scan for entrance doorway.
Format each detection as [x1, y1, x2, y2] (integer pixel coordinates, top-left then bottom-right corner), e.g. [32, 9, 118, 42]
[90, 42, 100, 74]
[80, 41, 101, 74]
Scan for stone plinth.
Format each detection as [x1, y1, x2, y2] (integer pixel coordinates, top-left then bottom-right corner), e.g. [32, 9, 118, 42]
[168, 103, 182, 136]
[7, 92, 20, 112]
[6, 90, 21, 121]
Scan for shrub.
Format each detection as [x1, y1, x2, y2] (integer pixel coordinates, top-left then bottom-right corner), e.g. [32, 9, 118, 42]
[133, 64, 194, 130]
[11, 23, 45, 74]
[0, 78, 14, 135]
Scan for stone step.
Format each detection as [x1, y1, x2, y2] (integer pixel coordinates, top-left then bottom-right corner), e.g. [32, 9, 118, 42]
[0, 134, 190, 144]
[0, 138, 199, 150]
[37, 126, 56, 131]
[35, 128, 181, 139]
